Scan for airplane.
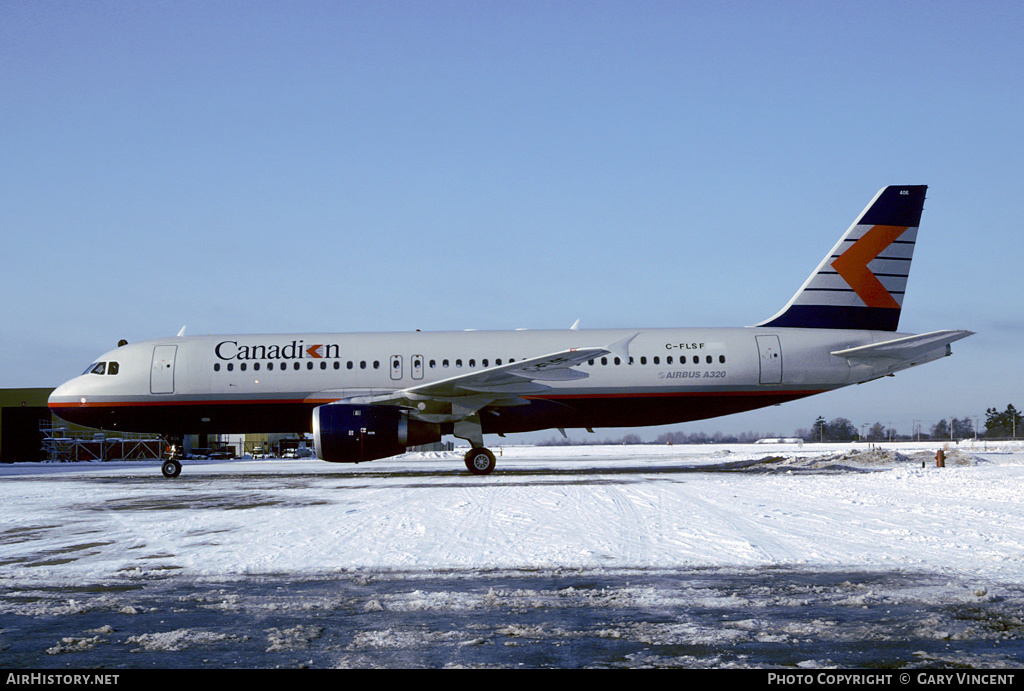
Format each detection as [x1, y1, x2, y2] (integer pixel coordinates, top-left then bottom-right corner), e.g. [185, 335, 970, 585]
[48, 185, 972, 478]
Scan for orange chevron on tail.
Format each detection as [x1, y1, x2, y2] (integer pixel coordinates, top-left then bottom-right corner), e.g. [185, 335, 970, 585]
[830, 224, 909, 309]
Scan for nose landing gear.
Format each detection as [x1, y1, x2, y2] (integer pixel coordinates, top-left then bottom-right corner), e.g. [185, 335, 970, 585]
[161, 458, 182, 478]
[161, 439, 183, 478]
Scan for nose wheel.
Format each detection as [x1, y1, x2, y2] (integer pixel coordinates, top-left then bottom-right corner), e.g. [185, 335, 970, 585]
[464, 447, 496, 475]
[161, 459, 182, 478]
[161, 438, 183, 478]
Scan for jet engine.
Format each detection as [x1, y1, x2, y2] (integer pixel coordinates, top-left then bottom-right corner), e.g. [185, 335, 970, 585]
[312, 403, 440, 463]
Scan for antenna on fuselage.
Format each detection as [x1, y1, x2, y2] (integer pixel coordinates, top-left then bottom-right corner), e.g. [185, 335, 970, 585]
[118, 339, 128, 347]
[177, 326, 187, 337]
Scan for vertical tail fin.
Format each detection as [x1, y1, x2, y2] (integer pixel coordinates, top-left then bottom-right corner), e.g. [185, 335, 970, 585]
[758, 185, 927, 331]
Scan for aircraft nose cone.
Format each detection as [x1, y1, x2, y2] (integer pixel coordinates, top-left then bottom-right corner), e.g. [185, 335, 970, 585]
[48, 377, 89, 425]
[49, 379, 80, 405]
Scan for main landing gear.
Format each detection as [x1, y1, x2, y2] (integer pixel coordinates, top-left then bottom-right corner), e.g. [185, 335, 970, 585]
[464, 447, 496, 475]
[455, 416, 496, 475]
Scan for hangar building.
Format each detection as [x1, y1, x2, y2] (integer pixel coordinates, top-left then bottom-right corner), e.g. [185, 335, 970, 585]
[0, 388, 53, 462]
[0, 389, 305, 462]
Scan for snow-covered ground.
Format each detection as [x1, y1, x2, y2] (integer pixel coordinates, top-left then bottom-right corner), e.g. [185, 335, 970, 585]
[2, 440, 1023, 586]
[4, 441, 1024, 668]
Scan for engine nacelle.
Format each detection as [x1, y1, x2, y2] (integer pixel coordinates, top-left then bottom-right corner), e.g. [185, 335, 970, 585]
[312, 404, 440, 463]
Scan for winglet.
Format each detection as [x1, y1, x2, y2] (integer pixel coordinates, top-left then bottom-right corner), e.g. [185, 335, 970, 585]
[606, 332, 639, 360]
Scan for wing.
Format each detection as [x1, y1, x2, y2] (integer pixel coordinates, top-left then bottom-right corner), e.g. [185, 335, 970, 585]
[312, 333, 637, 425]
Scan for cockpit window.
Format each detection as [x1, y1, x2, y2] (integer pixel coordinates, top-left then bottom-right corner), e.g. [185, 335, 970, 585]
[84, 361, 119, 375]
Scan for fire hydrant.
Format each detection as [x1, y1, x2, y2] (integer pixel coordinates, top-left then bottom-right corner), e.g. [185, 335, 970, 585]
[936, 449, 945, 468]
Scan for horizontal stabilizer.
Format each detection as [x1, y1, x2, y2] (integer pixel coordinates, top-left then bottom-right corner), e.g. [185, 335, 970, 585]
[831, 330, 973, 363]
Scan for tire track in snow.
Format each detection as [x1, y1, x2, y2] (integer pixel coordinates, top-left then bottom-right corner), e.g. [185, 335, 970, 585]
[589, 483, 651, 565]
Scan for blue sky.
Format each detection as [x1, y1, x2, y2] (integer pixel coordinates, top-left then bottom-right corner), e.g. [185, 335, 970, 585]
[2, 1, 1021, 439]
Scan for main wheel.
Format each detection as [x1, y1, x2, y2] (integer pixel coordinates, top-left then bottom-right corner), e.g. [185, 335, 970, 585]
[464, 447, 496, 475]
[161, 460, 182, 478]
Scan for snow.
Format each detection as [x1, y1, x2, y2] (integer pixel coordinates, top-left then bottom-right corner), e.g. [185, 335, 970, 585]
[2, 440, 1023, 588]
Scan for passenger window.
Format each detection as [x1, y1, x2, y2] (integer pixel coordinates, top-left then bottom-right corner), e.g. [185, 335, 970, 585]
[469, 359, 476, 367]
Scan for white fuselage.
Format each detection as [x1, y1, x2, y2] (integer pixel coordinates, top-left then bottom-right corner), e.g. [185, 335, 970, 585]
[48, 325, 900, 438]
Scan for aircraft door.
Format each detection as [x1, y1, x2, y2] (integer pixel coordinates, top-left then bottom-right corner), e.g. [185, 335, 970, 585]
[411, 354, 424, 380]
[756, 335, 782, 385]
[390, 355, 403, 381]
[151, 345, 177, 394]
